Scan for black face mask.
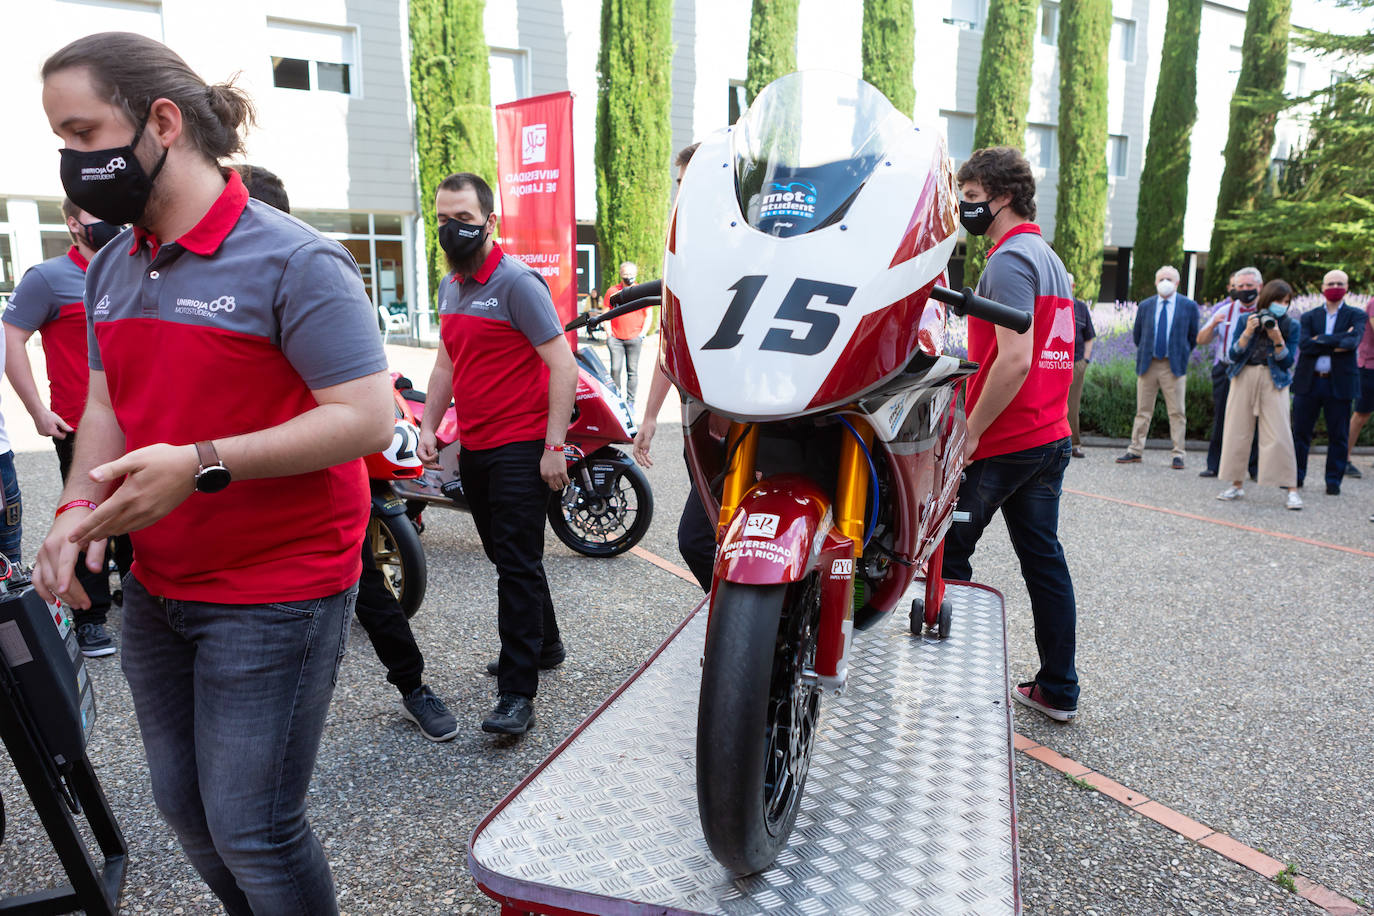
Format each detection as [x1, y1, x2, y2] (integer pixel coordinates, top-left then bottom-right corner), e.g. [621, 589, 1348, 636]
[59, 112, 168, 225]
[1235, 288, 1259, 304]
[76, 219, 123, 252]
[438, 218, 487, 263]
[621, 276, 635, 285]
[959, 198, 1003, 237]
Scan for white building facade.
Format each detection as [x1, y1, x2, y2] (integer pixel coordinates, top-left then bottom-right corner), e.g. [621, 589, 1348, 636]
[0, 0, 1361, 326]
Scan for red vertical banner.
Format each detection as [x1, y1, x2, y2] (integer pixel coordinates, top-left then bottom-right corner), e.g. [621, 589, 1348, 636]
[494, 91, 577, 348]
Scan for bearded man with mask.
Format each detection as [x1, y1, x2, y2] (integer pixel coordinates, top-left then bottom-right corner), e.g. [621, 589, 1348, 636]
[1117, 265, 1200, 469]
[1196, 267, 1262, 479]
[939, 146, 1081, 723]
[4, 199, 128, 655]
[416, 171, 578, 736]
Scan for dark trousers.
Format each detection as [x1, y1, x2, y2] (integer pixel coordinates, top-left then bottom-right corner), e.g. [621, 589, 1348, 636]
[55, 433, 131, 628]
[1292, 375, 1351, 490]
[1206, 362, 1258, 477]
[354, 538, 425, 696]
[0, 451, 22, 566]
[678, 482, 716, 592]
[459, 439, 560, 699]
[941, 437, 1079, 710]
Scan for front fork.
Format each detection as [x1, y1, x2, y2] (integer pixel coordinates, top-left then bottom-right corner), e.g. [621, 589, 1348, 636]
[716, 420, 874, 695]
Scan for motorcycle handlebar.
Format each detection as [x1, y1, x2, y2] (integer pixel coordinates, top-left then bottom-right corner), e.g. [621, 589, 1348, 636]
[929, 285, 1032, 334]
[564, 279, 664, 333]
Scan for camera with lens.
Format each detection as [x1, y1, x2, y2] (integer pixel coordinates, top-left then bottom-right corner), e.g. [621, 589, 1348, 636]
[1258, 311, 1278, 331]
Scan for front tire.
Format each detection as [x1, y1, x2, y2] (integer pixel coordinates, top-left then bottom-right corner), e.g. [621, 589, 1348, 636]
[547, 458, 653, 557]
[697, 576, 822, 874]
[368, 511, 427, 618]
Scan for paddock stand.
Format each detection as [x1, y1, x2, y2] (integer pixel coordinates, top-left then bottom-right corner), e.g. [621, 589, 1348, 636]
[468, 576, 1020, 916]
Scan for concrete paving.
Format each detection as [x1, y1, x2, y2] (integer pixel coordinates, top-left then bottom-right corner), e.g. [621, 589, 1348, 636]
[1, 341, 1370, 914]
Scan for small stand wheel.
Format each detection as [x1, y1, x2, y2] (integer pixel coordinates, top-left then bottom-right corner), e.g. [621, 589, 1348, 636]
[936, 599, 952, 640]
[911, 598, 953, 639]
[909, 598, 924, 635]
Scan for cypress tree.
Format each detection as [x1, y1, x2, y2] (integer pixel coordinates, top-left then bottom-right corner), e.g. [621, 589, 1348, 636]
[1053, 0, 1112, 304]
[1130, 0, 1203, 300]
[1203, 0, 1291, 299]
[964, 0, 1038, 288]
[595, 0, 674, 290]
[861, 0, 915, 115]
[745, 0, 799, 103]
[408, 0, 497, 305]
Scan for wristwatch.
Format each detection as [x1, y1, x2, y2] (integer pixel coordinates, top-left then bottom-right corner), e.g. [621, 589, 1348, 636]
[194, 440, 232, 493]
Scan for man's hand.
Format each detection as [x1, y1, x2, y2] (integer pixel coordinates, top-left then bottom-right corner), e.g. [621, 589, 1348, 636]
[32, 408, 74, 440]
[633, 417, 657, 468]
[69, 443, 199, 545]
[963, 430, 981, 467]
[417, 429, 440, 468]
[32, 509, 104, 609]
[540, 448, 570, 490]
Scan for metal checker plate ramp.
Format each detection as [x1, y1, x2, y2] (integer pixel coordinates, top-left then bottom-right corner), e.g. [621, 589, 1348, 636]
[469, 582, 1018, 915]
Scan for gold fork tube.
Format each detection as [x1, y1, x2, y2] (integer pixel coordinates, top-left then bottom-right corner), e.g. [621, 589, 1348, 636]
[716, 422, 759, 541]
[835, 420, 873, 559]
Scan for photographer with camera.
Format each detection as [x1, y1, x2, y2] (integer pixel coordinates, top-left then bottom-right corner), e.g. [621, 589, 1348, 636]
[1215, 279, 1302, 509]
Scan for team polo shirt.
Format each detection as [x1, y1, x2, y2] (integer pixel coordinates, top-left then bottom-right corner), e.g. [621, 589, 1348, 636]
[440, 245, 563, 450]
[966, 223, 1074, 461]
[84, 169, 387, 603]
[4, 247, 94, 428]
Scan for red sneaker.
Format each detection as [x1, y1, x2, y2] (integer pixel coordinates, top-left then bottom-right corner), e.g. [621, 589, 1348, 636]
[1013, 682, 1077, 721]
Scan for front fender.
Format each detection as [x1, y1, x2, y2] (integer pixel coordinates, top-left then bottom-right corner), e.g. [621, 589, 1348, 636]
[714, 474, 833, 585]
[371, 483, 408, 517]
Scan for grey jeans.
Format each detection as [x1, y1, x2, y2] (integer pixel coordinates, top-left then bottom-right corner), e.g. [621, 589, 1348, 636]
[606, 335, 643, 408]
[120, 574, 355, 915]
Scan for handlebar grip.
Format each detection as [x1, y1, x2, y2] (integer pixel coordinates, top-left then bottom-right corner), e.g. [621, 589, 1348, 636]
[930, 285, 1032, 334]
[609, 278, 663, 307]
[563, 295, 663, 333]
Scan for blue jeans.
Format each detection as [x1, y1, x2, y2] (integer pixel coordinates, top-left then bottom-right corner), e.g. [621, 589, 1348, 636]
[941, 437, 1079, 709]
[606, 335, 642, 408]
[120, 575, 355, 915]
[0, 451, 21, 566]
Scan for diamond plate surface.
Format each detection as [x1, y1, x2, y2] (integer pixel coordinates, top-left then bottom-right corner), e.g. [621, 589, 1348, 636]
[470, 583, 1018, 915]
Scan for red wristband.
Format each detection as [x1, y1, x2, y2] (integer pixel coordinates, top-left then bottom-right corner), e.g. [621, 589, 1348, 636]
[55, 499, 98, 518]
[544, 442, 565, 452]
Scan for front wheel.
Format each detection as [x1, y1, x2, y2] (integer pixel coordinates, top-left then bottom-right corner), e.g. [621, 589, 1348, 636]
[367, 511, 427, 618]
[697, 575, 822, 874]
[547, 458, 654, 557]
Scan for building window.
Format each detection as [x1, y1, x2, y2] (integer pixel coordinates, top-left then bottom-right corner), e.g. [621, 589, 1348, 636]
[1107, 134, 1129, 177]
[295, 211, 409, 318]
[940, 111, 976, 161]
[1039, 2, 1059, 46]
[728, 80, 748, 125]
[1285, 61, 1305, 95]
[267, 18, 358, 95]
[1112, 18, 1136, 62]
[945, 0, 987, 31]
[1025, 124, 1057, 170]
[489, 48, 529, 106]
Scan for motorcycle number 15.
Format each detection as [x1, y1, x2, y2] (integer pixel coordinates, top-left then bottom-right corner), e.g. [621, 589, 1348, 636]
[702, 276, 858, 356]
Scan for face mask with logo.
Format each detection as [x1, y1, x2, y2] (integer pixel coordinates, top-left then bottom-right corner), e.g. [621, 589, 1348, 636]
[438, 218, 487, 262]
[59, 111, 168, 225]
[958, 198, 1003, 236]
[1322, 286, 1347, 303]
[1235, 288, 1259, 305]
[1156, 279, 1177, 298]
[77, 219, 123, 252]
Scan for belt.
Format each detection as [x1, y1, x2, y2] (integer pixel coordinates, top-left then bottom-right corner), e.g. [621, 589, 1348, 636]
[1316, 371, 1332, 378]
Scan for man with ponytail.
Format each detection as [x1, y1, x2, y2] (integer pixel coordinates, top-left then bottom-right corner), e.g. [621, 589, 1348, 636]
[34, 32, 393, 914]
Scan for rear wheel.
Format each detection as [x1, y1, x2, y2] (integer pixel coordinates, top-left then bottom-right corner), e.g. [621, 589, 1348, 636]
[547, 458, 654, 557]
[368, 511, 427, 618]
[697, 575, 822, 874]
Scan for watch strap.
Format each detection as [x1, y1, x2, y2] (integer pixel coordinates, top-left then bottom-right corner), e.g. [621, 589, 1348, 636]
[195, 440, 221, 471]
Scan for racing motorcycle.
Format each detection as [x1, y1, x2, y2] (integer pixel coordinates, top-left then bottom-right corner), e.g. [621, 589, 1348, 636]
[655, 71, 1032, 874]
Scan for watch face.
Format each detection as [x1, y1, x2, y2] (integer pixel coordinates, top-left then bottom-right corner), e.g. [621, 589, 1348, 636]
[195, 466, 232, 494]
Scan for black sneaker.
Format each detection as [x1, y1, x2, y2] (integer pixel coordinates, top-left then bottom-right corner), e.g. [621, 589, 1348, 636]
[1115, 452, 1141, 464]
[482, 693, 535, 735]
[1345, 464, 1362, 479]
[400, 685, 459, 742]
[76, 623, 116, 658]
[485, 640, 566, 676]
[1198, 469, 1218, 478]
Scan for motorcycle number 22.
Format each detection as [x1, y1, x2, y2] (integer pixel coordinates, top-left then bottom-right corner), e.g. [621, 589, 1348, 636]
[703, 276, 858, 356]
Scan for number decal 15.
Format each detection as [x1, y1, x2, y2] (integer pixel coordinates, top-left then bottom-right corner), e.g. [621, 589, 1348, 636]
[702, 276, 857, 355]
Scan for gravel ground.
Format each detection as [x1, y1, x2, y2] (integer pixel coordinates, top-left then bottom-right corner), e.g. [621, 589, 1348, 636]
[1, 433, 1369, 915]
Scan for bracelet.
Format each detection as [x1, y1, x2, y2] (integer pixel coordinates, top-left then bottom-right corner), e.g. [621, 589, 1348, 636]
[55, 499, 98, 518]
[544, 442, 565, 452]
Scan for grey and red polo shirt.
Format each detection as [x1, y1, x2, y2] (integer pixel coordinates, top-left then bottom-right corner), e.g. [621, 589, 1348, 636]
[84, 168, 387, 602]
[4, 246, 94, 428]
[967, 223, 1074, 461]
[439, 245, 563, 450]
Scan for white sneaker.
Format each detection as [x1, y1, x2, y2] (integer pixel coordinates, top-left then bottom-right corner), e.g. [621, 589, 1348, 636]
[1217, 486, 1244, 500]
[1287, 490, 1304, 510]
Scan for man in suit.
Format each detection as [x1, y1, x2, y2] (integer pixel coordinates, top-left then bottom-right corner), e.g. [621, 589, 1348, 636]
[1117, 265, 1200, 469]
[1291, 268, 1367, 496]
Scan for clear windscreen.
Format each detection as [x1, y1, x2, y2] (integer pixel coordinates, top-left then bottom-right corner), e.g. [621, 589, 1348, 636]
[735, 71, 911, 238]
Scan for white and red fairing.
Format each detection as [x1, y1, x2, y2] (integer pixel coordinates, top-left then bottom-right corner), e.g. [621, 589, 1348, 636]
[661, 95, 959, 421]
